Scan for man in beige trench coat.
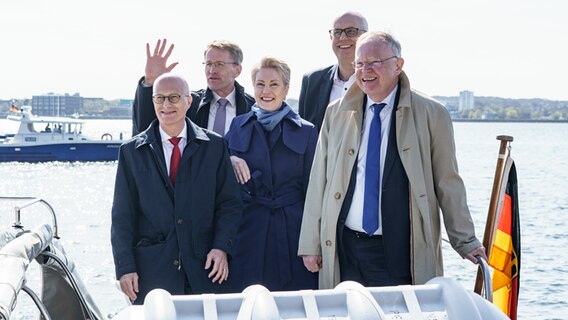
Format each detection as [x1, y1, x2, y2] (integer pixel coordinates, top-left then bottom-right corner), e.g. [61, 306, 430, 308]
[298, 31, 486, 289]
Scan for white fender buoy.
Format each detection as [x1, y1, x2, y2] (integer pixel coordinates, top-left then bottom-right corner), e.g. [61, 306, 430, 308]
[143, 289, 176, 320]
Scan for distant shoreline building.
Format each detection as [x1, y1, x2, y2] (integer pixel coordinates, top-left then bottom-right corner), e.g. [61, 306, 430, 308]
[458, 90, 475, 111]
[32, 93, 82, 116]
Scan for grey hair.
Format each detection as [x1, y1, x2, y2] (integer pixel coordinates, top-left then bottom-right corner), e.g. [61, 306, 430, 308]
[357, 31, 402, 57]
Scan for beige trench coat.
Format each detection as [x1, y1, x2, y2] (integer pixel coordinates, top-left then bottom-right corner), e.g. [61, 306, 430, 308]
[298, 71, 481, 289]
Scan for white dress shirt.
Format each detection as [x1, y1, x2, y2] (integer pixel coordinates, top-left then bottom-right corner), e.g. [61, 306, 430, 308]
[208, 90, 237, 135]
[329, 69, 356, 106]
[344, 85, 398, 235]
[159, 123, 188, 175]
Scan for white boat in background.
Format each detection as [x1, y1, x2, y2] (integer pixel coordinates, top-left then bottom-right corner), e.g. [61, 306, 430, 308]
[0, 196, 508, 320]
[0, 106, 122, 162]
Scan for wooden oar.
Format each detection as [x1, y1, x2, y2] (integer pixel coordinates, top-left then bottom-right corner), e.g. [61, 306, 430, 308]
[474, 135, 514, 295]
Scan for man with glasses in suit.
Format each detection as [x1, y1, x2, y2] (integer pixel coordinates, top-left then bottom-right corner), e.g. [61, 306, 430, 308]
[298, 31, 487, 289]
[113, 74, 242, 304]
[132, 39, 254, 136]
[298, 11, 368, 132]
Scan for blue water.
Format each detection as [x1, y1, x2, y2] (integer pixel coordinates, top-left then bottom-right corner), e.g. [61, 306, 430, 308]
[1, 120, 567, 319]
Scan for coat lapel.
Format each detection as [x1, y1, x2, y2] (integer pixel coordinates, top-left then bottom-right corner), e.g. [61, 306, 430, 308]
[395, 72, 434, 245]
[136, 120, 174, 200]
[180, 119, 209, 164]
[281, 112, 308, 154]
[317, 66, 336, 112]
[226, 111, 255, 153]
[382, 86, 402, 184]
[195, 89, 214, 128]
[234, 81, 250, 116]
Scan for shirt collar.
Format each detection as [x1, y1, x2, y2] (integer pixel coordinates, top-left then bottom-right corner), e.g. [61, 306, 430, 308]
[333, 68, 356, 87]
[158, 121, 188, 143]
[212, 89, 237, 108]
[366, 85, 399, 110]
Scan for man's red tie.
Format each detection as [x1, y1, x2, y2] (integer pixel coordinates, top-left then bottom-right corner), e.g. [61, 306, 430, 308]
[169, 137, 181, 185]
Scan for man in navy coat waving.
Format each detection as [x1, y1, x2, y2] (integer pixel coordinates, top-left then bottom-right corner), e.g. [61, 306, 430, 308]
[111, 73, 242, 304]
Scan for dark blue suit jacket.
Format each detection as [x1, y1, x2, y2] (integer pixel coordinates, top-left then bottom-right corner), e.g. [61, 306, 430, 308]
[111, 118, 243, 303]
[132, 77, 255, 135]
[298, 65, 337, 132]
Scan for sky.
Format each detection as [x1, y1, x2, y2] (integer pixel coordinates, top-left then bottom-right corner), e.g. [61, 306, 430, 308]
[2, 0, 567, 101]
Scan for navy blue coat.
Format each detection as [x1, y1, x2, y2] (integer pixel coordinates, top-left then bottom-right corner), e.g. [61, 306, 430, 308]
[224, 109, 318, 291]
[298, 65, 336, 132]
[132, 77, 254, 135]
[111, 118, 242, 303]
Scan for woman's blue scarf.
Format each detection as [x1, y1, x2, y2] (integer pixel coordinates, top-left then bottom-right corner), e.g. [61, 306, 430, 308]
[252, 102, 292, 131]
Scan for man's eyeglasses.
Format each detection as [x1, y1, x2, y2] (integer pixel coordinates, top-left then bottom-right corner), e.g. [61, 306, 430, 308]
[203, 61, 239, 69]
[152, 94, 189, 104]
[329, 27, 365, 39]
[353, 56, 398, 70]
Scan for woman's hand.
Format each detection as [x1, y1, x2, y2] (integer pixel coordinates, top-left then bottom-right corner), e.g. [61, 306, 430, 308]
[230, 156, 251, 184]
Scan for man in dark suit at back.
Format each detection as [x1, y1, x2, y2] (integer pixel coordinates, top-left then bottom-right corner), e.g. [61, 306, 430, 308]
[298, 12, 368, 131]
[132, 39, 255, 136]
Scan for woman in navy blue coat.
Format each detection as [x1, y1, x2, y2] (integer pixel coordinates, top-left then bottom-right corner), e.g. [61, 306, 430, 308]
[224, 57, 318, 291]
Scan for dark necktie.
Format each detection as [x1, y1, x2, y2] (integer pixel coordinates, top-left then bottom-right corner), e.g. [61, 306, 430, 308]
[169, 137, 181, 186]
[363, 103, 386, 235]
[213, 98, 229, 135]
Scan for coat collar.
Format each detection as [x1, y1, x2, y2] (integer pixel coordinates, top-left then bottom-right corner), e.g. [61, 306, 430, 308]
[227, 109, 308, 154]
[318, 65, 337, 108]
[238, 108, 302, 128]
[134, 118, 209, 149]
[197, 80, 247, 111]
[396, 71, 412, 110]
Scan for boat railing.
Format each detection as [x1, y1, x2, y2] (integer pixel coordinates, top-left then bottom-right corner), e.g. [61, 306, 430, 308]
[0, 196, 59, 238]
[477, 255, 493, 302]
[38, 250, 99, 319]
[441, 238, 494, 303]
[0, 197, 103, 320]
[0, 224, 54, 320]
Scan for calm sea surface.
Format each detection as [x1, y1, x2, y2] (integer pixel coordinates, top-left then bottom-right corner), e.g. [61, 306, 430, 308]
[1, 119, 567, 319]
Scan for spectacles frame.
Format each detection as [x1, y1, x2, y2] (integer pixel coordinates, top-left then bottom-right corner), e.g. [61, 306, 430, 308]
[353, 56, 399, 70]
[203, 61, 239, 69]
[152, 94, 190, 104]
[329, 27, 365, 38]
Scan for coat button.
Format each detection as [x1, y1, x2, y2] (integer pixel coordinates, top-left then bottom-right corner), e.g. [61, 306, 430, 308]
[173, 260, 179, 266]
[177, 218, 183, 224]
[326, 240, 333, 246]
[348, 149, 355, 156]
[334, 192, 341, 199]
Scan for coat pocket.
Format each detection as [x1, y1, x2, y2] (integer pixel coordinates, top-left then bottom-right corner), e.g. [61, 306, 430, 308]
[134, 231, 184, 302]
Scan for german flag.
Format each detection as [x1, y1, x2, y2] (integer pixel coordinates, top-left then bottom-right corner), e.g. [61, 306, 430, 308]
[489, 161, 520, 319]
